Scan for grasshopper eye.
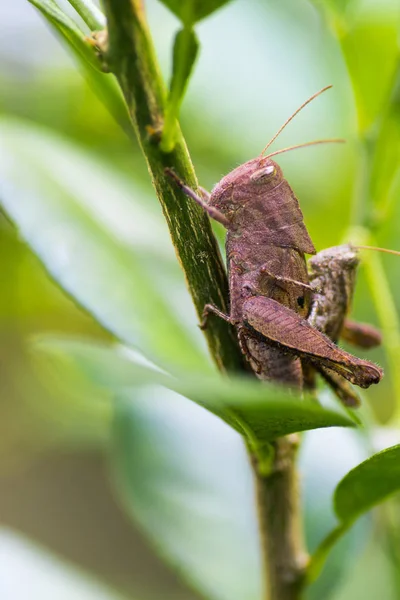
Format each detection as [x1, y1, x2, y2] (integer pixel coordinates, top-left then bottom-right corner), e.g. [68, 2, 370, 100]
[250, 165, 275, 182]
[297, 296, 305, 308]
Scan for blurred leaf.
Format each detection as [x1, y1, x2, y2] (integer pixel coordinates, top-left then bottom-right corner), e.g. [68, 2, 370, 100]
[29, 0, 132, 136]
[308, 0, 354, 15]
[32, 336, 263, 600]
[340, 17, 399, 131]
[327, 0, 353, 11]
[0, 222, 113, 470]
[13, 344, 111, 457]
[0, 118, 208, 373]
[309, 442, 400, 582]
[34, 336, 357, 443]
[307, 427, 400, 584]
[0, 529, 125, 600]
[161, 28, 199, 152]
[330, 536, 400, 600]
[370, 116, 400, 219]
[159, 0, 234, 25]
[28, 0, 101, 71]
[31, 336, 361, 600]
[370, 65, 400, 220]
[335, 444, 400, 523]
[31, 332, 374, 600]
[77, 62, 134, 139]
[111, 388, 262, 600]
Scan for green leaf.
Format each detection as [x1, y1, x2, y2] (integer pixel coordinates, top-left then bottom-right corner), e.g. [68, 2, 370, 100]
[335, 444, 400, 523]
[32, 335, 360, 600]
[301, 428, 371, 597]
[34, 336, 357, 444]
[0, 119, 208, 372]
[159, 0, 234, 25]
[28, 0, 101, 71]
[307, 523, 351, 585]
[32, 336, 263, 600]
[308, 442, 400, 582]
[176, 377, 357, 441]
[161, 28, 199, 152]
[67, 0, 106, 30]
[312, 2, 399, 131]
[340, 14, 399, 131]
[29, 0, 133, 136]
[77, 61, 134, 139]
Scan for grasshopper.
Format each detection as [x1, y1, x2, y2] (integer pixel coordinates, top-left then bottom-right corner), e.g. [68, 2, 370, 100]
[306, 244, 381, 406]
[166, 87, 383, 402]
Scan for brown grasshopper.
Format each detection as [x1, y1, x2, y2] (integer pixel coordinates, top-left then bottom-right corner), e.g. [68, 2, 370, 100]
[166, 87, 383, 402]
[305, 244, 382, 406]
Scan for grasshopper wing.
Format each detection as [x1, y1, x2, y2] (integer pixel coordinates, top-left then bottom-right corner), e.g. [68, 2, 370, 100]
[243, 296, 382, 388]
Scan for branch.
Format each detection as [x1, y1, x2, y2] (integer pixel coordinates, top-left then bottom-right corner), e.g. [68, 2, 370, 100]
[100, 3, 306, 599]
[101, 0, 245, 374]
[250, 435, 308, 600]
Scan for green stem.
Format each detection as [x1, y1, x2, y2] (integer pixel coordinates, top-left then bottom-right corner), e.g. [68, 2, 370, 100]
[348, 138, 373, 228]
[102, 0, 245, 375]
[346, 224, 400, 418]
[101, 4, 308, 599]
[362, 244, 400, 420]
[251, 437, 308, 600]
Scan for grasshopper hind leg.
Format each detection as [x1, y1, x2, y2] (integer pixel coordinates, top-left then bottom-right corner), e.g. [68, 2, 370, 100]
[317, 365, 361, 407]
[237, 327, 263, 374]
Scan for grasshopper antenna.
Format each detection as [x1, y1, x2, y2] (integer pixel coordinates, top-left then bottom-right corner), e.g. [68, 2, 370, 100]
[260, 85, 333, 156]
[355, 245, 400, 257]
[263, 138, 345, 160]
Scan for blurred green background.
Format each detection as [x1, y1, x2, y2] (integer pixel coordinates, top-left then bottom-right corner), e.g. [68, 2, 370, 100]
[1, 0, 400, 599]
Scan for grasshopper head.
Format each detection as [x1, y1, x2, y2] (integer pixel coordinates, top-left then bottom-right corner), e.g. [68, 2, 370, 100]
[209, 157, 284, 218]
[309, 245, 359, 275]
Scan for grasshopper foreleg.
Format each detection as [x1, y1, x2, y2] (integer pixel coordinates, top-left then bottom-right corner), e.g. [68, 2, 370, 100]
[165, 168, 230, 227]
[200, 303, 232, 330]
